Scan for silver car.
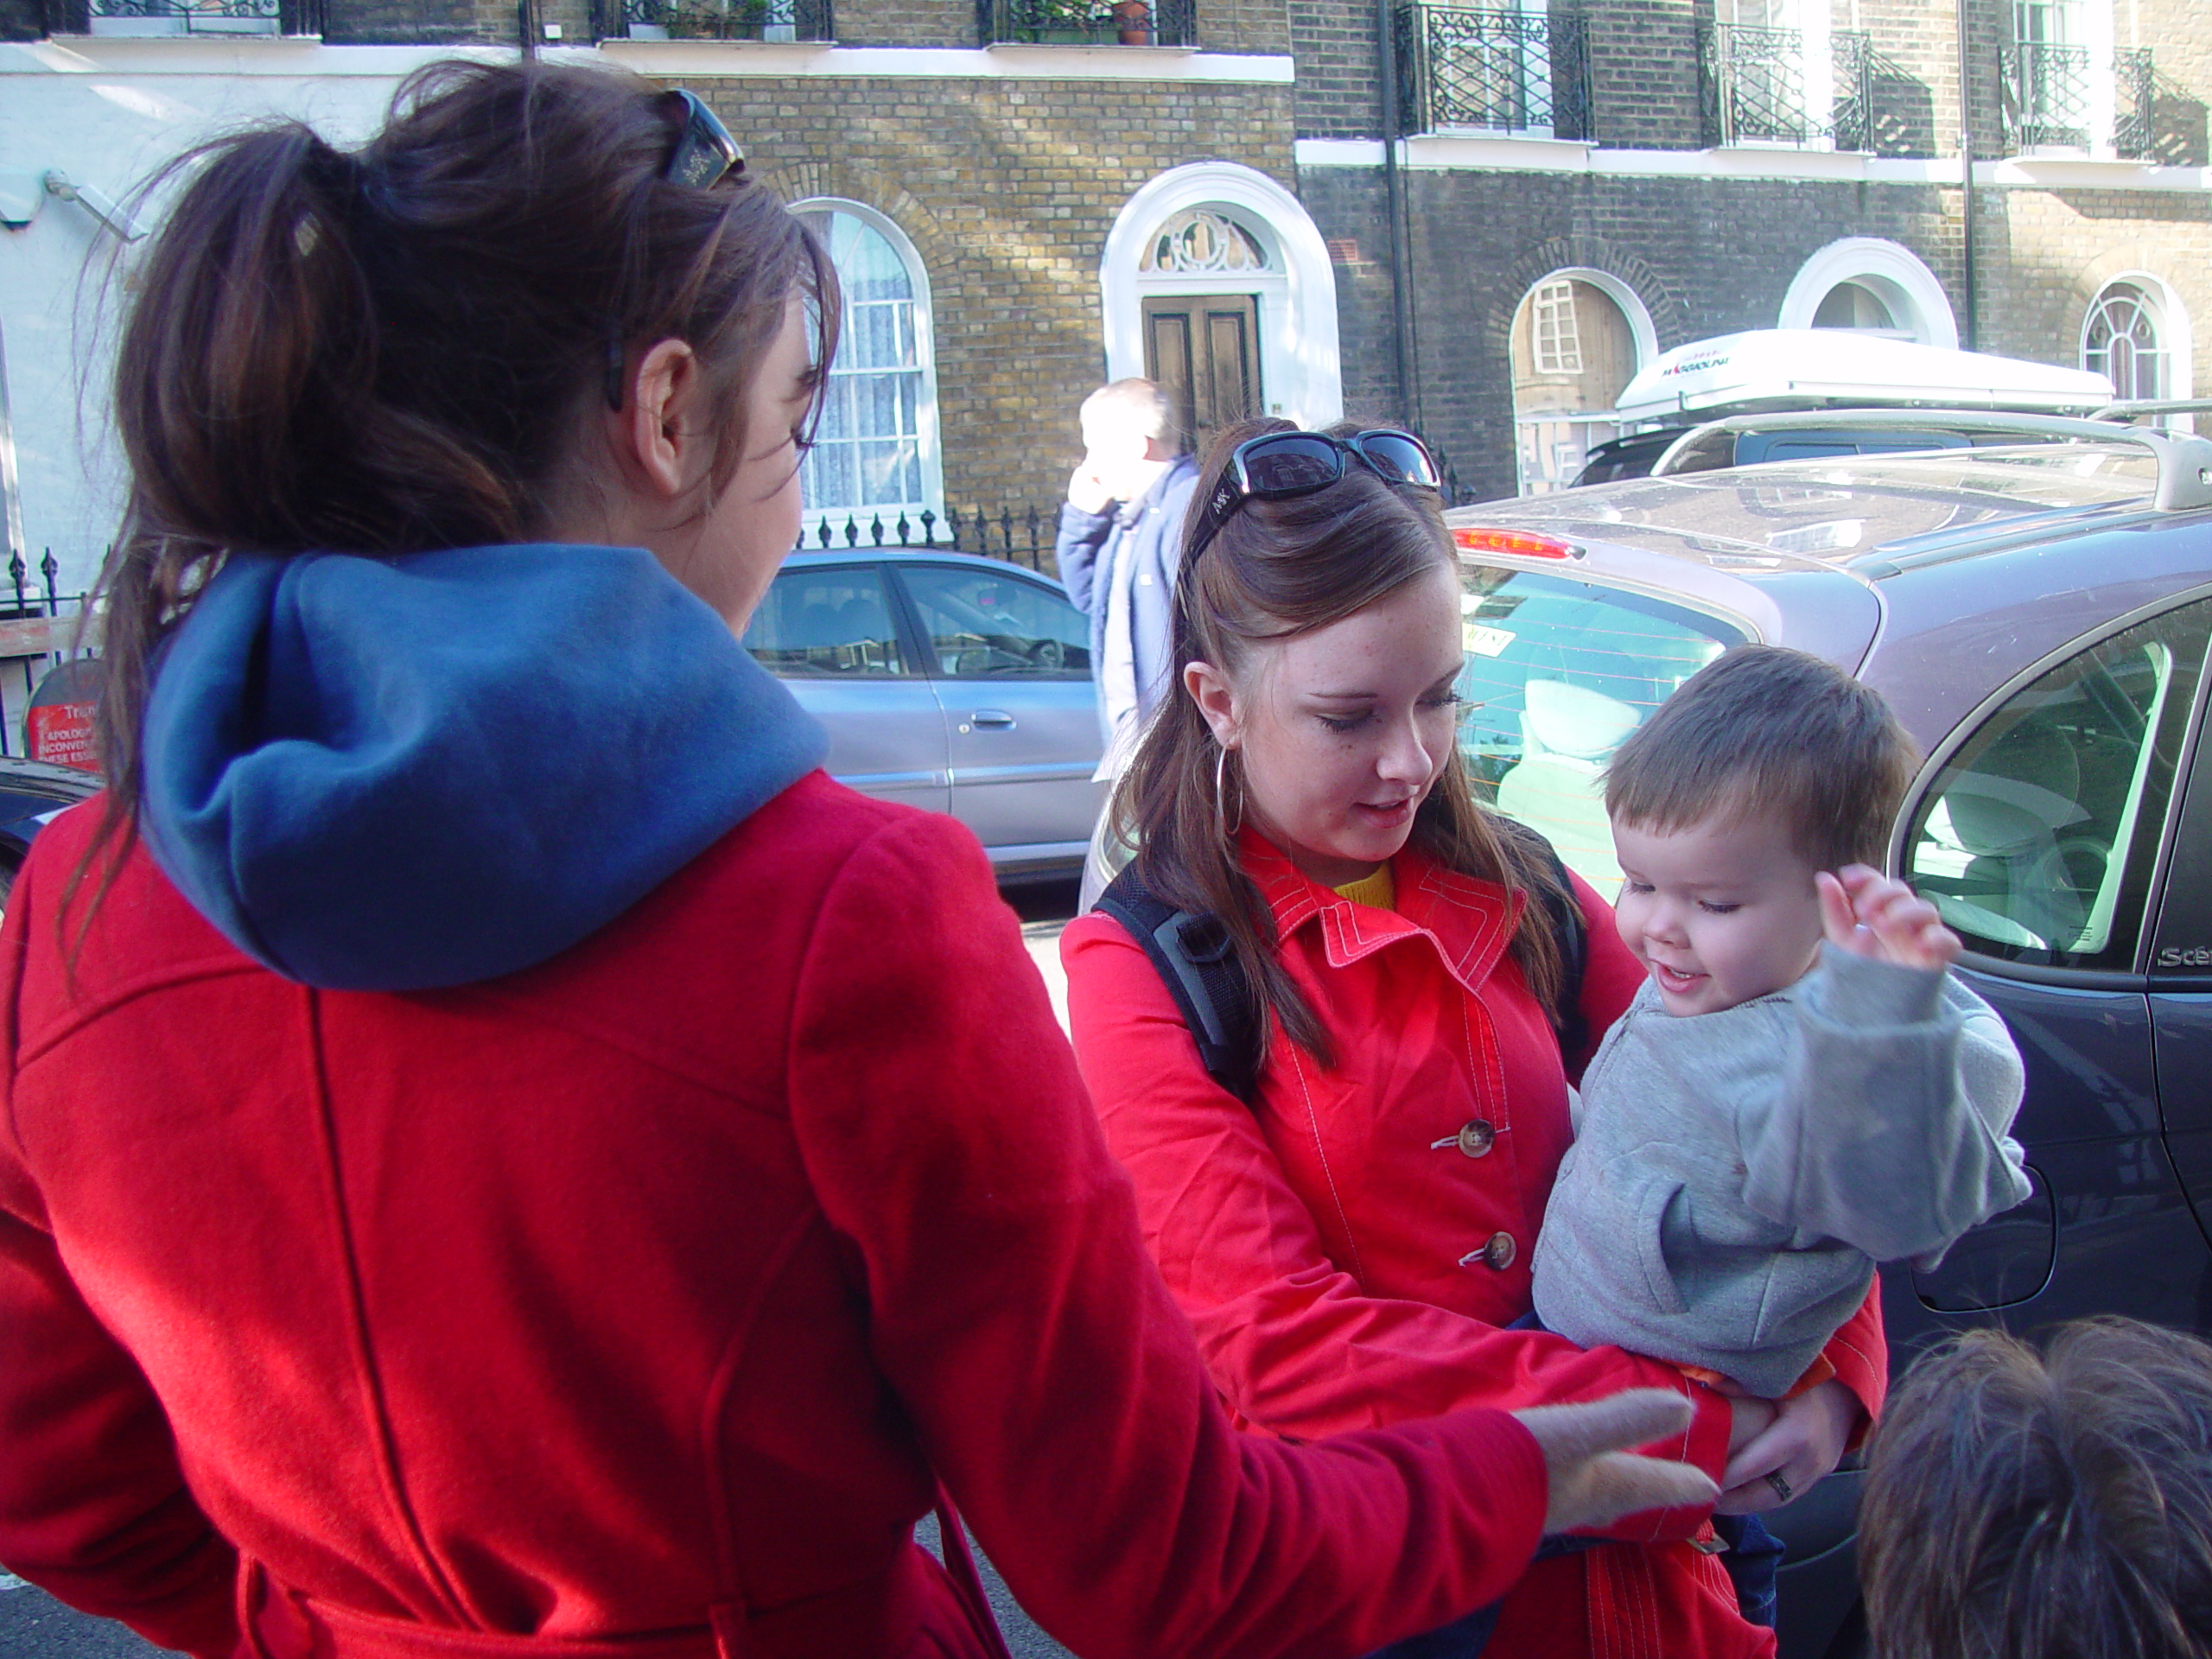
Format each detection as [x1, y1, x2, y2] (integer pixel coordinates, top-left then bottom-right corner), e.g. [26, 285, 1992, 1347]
[1443, 423, 2212, 1659]
[743, 550, 1104, 880]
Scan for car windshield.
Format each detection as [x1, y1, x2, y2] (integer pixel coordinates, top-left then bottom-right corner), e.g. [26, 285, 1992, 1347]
[1459, 567, 1747, 898]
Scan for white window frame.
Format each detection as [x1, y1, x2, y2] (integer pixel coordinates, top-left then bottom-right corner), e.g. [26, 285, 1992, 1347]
[1777, 238, 1959, 349]
[2082, 273, 2194, 418]
[791, 199, 947, 545]
[1510, 267, 1660, 496]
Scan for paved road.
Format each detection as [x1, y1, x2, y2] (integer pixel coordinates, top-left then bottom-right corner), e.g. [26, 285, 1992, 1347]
[8, 881, 1087, 1659]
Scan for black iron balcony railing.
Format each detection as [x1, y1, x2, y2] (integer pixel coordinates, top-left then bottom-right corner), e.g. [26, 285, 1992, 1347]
[1998, 38, 2092, 149]
[600, 0, 831, 38]
[1699, 22, 1818, 145]
[978, 0, 1194, 47]
[71, 0, 320, 31]
[2113, 46, 2156, 159]
[1830, 29, 1872, 151]
[1394, 4, 1591, 140]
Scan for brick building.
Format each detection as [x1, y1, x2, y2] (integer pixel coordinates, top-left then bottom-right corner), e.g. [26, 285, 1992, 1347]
[2, 0, 2209, 589]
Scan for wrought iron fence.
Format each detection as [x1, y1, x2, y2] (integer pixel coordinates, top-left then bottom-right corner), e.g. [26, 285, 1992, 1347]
[977, 0, 1194, 48]
[1998, 39, 2093, 150]
[598, 0, 830, 38]
[0, 550, 98, 763]
[1699, 22, 1815, 146]
[2113, 46, 2156, 159]
[69, 0, 321, 31]
[1395, 4, 1592, 140]
[795, 507, 1060, 572]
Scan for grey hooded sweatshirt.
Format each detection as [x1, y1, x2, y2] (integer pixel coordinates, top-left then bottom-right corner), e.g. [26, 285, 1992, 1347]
[1530, 944, 2031, 1397]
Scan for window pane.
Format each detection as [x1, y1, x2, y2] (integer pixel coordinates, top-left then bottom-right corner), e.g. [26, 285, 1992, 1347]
[802, 207, 931, 521]
[741, 566, 906, 677]
[1458, 569, 1747, 898]
[1903, 601, 2212, 970]
[899, 564, 1092, 680]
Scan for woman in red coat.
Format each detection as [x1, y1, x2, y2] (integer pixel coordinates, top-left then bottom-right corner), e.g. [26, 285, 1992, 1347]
[0, 61, 1715, 1659]
[1061, 420, 1886, 1659]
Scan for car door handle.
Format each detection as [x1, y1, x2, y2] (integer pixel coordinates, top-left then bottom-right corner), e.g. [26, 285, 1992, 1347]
[965, 709, 1016, 730]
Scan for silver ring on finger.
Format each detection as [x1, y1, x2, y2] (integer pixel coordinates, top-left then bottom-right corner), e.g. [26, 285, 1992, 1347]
[1764, 1471, 1794, 1503]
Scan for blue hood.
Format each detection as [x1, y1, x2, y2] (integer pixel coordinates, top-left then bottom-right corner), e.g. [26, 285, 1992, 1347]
[141, 544, 826, 991]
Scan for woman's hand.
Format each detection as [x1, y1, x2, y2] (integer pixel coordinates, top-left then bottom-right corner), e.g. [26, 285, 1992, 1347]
[1512, 1389, 1719, 1534]
[1714, 1379, 1860, 1514]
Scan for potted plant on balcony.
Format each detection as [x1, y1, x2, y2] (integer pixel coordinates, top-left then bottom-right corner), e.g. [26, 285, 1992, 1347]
[1111, 0, 1151, 43]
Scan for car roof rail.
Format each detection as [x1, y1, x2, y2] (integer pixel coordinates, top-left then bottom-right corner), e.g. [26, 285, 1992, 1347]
[2091, 398, 2212, 423]
[1648, 407, 2212, 512]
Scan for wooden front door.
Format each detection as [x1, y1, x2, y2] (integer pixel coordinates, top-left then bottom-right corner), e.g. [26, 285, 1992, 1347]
[1143, 294, 1262, 456]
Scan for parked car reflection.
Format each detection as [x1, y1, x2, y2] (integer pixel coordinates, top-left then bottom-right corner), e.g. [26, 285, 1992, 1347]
[743, 550, 1104, 881]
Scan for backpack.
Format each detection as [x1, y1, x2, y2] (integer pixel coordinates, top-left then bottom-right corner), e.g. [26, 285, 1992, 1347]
[1096, 830, 1589, 1104]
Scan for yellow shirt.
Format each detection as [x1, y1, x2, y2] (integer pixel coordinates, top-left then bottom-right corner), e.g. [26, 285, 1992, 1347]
[1331, 864, 1395, 912]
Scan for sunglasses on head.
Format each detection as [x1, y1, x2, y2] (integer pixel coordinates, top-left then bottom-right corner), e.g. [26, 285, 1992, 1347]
[1188, 428, 1442, 557]
[662, 89, 746, 190]
[605, 92, 748, 411]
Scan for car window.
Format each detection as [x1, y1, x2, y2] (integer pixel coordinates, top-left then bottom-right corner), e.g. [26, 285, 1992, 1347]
[1459, 568, 1747, 898]
[898, 564, 1091, 681]
[741, 566, 906, 678]
[1902, 600, 2212, 972]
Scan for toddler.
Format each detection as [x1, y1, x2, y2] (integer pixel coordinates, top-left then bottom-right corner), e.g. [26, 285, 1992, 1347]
[1533, 645, 2031, 1402]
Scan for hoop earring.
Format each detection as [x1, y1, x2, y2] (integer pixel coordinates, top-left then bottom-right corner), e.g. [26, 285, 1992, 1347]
[1214, 742, 1243, 842]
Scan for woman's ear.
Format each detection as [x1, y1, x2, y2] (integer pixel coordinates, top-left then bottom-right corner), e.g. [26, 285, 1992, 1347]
[609, 338, 708, 499]
[1185, 659, 1243, 751]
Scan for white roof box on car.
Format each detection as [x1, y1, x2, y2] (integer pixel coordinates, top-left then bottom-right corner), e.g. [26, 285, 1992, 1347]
[1611, 329, 2114, 424]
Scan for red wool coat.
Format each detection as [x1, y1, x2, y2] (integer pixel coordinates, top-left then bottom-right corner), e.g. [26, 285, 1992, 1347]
[0, 778, 1556, 1659]
[1062, 836, 1888, 1659]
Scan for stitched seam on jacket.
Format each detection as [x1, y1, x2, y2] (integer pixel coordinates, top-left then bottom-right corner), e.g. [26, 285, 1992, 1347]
[16, 956, 264, 1070]
[1284, 1045, 1368, 1292]
[299, 986, 476, 1626]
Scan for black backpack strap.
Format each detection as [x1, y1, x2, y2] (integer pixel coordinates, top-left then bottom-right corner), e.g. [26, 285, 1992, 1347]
[1096, 866, 1262, 1103]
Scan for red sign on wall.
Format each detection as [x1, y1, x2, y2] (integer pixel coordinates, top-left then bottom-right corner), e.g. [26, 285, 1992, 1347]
[26, 658, 102, 773]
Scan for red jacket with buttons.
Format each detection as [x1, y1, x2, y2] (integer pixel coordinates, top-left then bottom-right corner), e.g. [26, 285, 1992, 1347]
[1061, 835, 1888, 1659]
[0, 779, 1558, 1659]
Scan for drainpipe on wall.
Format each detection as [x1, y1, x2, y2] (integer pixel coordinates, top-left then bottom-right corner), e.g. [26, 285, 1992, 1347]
[1955, 0, 1979, 351]
[1377, 0, 1421, 428]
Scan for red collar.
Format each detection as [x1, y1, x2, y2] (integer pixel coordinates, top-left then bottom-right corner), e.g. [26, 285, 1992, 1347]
[1240, 831, 1526, 999]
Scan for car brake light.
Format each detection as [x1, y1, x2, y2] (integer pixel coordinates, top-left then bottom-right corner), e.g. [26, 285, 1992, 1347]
[1452, 527, 1580, 560]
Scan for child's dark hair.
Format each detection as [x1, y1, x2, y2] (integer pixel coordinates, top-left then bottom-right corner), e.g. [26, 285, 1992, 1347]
[1605, 645, 1916, 870]
[80, 58, 835, 903]
[1860, 1318, 2212, 1659]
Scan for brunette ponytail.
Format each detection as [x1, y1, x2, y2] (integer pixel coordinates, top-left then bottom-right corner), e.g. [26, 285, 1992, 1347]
[82, 59, 836, 895]
[1116, 418, 1571, 1074]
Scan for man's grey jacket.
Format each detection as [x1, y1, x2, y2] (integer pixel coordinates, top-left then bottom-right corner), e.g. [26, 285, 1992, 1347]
[1055, 453, 1200, 755]
[1531, 944, 2031, 1397]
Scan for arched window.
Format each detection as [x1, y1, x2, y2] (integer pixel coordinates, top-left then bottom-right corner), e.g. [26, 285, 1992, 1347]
[2083, 281, 2171, 404]
[1507, 270, 1656, 494]
[791, 202, 944, 542]
[1811, 280, 1900, 331]
[1778, 238, 1958, 348]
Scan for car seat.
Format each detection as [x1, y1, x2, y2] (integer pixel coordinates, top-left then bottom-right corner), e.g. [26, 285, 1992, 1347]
[1493, 678, 1643, 899]
[1936, 716, 2091, 953]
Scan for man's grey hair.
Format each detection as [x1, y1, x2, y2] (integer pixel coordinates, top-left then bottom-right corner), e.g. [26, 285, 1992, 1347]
[1081, 378, 1177, 446]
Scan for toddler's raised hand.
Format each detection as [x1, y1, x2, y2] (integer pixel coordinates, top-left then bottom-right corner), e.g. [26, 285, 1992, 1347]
[1816, 865, 1961, 971]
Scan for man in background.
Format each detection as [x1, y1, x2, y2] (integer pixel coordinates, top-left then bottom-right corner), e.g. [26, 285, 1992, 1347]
[1054, 379, 1199, 905]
